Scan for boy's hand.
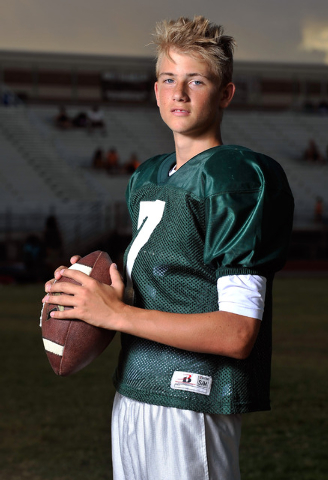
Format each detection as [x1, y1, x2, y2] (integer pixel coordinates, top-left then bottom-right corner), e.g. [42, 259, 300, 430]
[42, 263, 125, 331]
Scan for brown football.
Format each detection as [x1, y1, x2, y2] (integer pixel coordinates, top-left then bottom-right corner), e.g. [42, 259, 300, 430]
[40, 251, 115, 376]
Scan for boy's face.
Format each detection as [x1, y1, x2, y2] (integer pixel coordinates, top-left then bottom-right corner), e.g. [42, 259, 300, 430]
[154, 49, 234, 141]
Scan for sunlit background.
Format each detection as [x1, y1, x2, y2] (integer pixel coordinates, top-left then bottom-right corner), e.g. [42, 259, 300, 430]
[1, 0, 328, 63]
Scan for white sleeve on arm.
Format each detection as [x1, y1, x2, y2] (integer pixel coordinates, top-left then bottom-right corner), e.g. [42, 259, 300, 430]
[217, 275, 267, 320]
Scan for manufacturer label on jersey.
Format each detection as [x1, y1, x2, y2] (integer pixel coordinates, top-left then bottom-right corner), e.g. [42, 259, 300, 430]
[170, 371, 212, 396]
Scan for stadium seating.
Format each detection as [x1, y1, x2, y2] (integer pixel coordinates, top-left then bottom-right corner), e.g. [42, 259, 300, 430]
[1, 104, 327, 256]
[30, 105, 175, 168]
[222, 111, 328, 226]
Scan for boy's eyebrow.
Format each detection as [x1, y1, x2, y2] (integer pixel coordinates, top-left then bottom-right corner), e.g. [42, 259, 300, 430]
[158, 72, 209, 79]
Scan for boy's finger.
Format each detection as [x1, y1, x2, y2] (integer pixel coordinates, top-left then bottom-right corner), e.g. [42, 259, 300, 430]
[45, 280, 81, 295]
[56, 267, 91, 285]
[70, 255, 81, 264]
[42, 292, 77, 308]
[54, 265, 69, 280]
[47, 306, 78, 320]
[44, 278, 56, 292]
[109, 263, 125, 298]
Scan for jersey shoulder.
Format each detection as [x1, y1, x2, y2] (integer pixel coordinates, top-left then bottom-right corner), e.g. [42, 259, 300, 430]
[126, 153, 174, 196]
[201, 145, 293, 198]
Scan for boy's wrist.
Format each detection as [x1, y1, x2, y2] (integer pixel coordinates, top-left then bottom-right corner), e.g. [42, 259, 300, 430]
[115, 303, 136, 334]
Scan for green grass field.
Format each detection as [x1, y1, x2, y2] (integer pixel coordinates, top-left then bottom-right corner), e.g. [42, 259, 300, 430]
[0, 278, 327, 480]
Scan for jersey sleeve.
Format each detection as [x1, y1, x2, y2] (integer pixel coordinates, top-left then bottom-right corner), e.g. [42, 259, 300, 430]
[203, 151, 294, 279]
[217, 274, 266, 319]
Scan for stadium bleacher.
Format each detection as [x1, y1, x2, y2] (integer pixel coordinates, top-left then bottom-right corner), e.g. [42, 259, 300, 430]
[29, 105, 175, 169]
[222, 111, 328, 226]
[31, 105, 328, 226]
[1, 103, 328, 260]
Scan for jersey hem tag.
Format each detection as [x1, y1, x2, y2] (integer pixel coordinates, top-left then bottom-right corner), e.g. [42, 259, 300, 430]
[170, 371, 212, 396]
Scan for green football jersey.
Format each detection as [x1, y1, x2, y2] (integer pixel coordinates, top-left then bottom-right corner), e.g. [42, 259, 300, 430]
[113, 145, 294, 414]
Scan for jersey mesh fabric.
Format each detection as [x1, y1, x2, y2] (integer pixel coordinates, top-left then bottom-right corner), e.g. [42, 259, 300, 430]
[113, 145, 294, 415]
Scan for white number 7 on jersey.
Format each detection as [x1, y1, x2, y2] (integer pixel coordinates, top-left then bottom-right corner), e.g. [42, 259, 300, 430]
[125, 200, 166, 300]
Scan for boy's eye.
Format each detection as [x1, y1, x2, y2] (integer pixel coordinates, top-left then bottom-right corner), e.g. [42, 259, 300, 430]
[192, 80, 203, 86]
[164, 78, 174, 84]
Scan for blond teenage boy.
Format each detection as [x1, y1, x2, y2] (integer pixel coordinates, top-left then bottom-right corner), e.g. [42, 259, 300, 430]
[44, 16, 294, 480]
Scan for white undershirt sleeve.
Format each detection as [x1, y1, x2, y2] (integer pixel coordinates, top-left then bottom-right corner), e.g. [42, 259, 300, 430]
[217, 275, 267, 320]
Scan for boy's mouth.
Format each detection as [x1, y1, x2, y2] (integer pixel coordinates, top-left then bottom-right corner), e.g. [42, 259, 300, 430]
[171, 109, 189, 114]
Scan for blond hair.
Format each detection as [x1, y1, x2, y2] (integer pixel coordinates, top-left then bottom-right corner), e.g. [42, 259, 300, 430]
[152, 16, 236, 87]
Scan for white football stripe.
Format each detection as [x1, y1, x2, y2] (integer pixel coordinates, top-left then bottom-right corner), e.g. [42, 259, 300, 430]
[69, 263, 92, 276]
[43, 338, 64, 356]
[39, 263, 92, 328]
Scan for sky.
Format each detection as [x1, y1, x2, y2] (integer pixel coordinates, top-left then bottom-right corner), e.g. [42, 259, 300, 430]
[1, 0, 328, 64]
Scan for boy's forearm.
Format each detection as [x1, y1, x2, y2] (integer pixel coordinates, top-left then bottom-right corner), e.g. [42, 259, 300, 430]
[43, 266, 260, 360]
[115, 304, 261, 360]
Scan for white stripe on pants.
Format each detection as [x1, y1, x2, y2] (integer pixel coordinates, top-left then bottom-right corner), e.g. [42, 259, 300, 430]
[111, 392, 241, 480]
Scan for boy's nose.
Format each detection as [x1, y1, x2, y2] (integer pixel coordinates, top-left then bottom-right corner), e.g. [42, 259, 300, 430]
[173, 84, 188, 102]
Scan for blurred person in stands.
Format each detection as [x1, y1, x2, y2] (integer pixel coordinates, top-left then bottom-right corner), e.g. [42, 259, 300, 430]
[87, 105, 106, 135]
[318, 100, 328, 115]
[44, 215, 63, 275]
[106, 147, 120, 173]
[72, 110, 89, 128]
[304, 139, 325, 164]
[55, 106, 72, 130]
[124, 152, 140, 174]
[23, 234, 44, 282]
[92, 148, 105, 169]
[314, 196, 324, 223]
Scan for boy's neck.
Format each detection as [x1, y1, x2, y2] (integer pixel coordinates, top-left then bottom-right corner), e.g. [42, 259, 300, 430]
[174, 131, 223, 169]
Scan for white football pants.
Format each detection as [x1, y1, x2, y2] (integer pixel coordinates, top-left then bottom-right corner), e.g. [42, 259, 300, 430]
[111, 392, 241, 480]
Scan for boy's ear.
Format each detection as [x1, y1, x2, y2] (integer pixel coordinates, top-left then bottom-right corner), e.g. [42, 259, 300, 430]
[219, 82, 235, 109]
[154, 82, 159, 107]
